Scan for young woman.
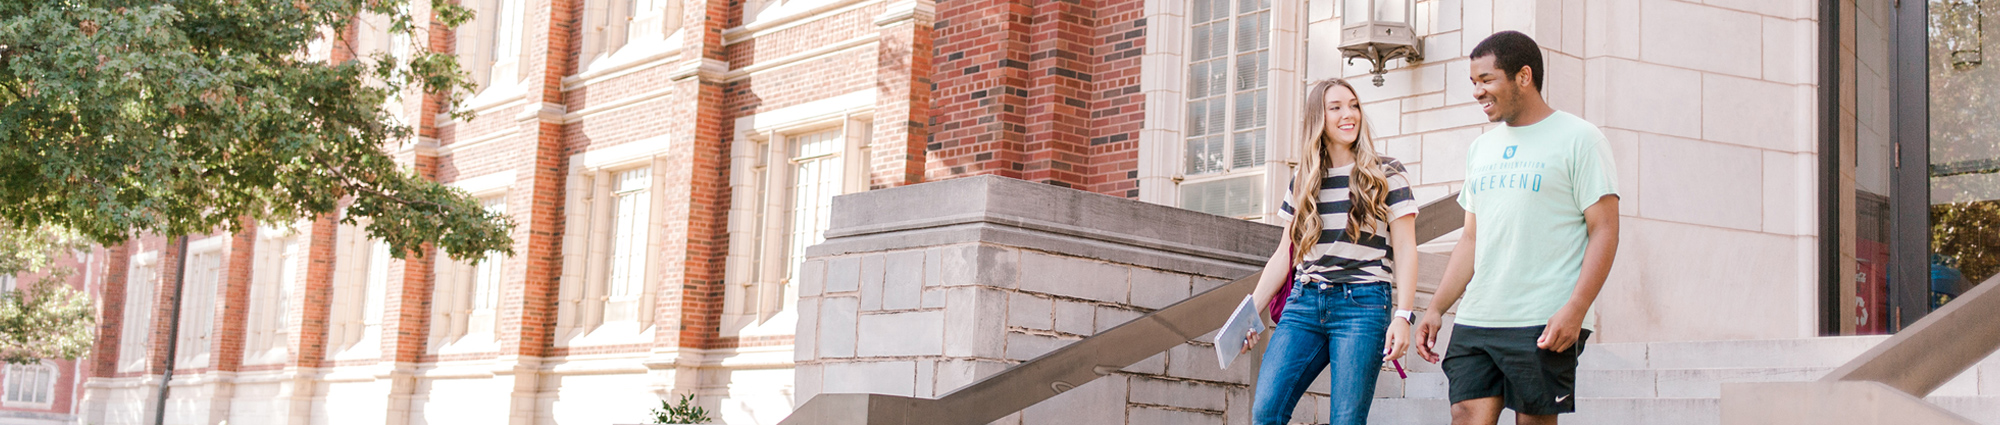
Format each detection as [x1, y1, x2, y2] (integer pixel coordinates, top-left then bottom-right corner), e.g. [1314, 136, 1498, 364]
[1242, 78, 1421, 425]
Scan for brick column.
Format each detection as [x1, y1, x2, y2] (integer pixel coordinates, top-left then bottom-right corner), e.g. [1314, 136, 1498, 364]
[868, 0, 935, 189]
[274, 215, 339, 425]
[488, 0, 579, 423]
[642, 0, 732, 399]
[1084, 0, 1145, 197]
[926, 0, 1032, 180]
[382, 4, 444, 423]
[88, 243, 133, 378]
[211, 222, 257, 375]
[1017, 0, 1095, 189]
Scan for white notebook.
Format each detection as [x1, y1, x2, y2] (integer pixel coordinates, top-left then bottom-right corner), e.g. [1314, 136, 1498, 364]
[1215, 295, 1266, 369]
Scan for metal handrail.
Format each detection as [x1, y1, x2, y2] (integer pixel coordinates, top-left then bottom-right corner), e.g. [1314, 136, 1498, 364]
[779, 194, 1465, 425]
[1822, 272, 2000, 396]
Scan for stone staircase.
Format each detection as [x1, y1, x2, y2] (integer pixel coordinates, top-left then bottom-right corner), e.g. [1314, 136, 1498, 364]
[1351, 336, 2000, 424]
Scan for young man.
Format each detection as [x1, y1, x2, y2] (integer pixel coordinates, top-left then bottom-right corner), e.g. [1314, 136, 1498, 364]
[1412, 31, 1621, 425]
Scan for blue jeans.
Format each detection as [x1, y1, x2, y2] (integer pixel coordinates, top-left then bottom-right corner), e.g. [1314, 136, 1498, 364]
[1252, 279, 1393, 425]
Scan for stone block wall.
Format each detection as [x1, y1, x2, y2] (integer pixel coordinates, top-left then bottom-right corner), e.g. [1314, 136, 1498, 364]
[794, 176, 1359, 424]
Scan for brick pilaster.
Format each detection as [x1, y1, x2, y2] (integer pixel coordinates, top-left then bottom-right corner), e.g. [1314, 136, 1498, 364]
[926, 0, 1147, 197]
[144, 238, 183, 376]
[652, 0, 732, 352]
[868, 1, 935, 189]
[494, 0, 574, 361]
[927, 0, 1032, 180]
[1086, 0, 1146, 197]
[88, 243, 132, 378]
[283, 215, 339, 369]
[208, 223, 257, 373]
[1017, 0, 1096, 189]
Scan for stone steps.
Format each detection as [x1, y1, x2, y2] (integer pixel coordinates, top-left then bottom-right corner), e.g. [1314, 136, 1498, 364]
[1366, 395, 2000, 425]
[1345, 336, 2000, 424]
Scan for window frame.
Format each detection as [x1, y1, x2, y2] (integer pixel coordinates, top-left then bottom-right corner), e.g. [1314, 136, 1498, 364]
[576, 0, 686, 75]
[722, 115, 871, 337]
[556, 147, 671, 348]
[118, 251, 159, 373]
[433, 176, 514, 354]
[1137, 0, 1301, 223]
[456, 0, 533, 102]
[328, 219, 391, 361]
[1, 362, 56, 408]
[175, 237, 227, 369]
[243, 224, 303, 366]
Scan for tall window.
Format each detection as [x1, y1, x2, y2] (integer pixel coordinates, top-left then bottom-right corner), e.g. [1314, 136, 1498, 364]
[458, 0, 528, 92]
[606, 167, 652, 322]
[2, 363, 54, 407]
[558, 157, 664, 344]
[628, 0, 670, 42]
[246, 232, 301, 363]
[118, 253, 159, 372]
[469, 196, 508, 334]
[0, 275, 14, 292]
[177, 247, 222, 368]
[1181, 0, 1271, 219]
[786, 130, 842, 287]
[490, 0, 525, 88]
[329, 223, 389, 359]
[434, 194, 510, 351]
[579, 0, 684, 71]
[725, 126, 857, 335]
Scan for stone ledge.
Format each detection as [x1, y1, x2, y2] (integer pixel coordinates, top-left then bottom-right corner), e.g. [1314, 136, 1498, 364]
[812, 176, 1279, 278]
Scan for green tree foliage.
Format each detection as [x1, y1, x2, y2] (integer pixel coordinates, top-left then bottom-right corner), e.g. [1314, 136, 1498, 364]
[0, 224, 94, 364]
[0, 1, 511, 362]
[0, 0, 510, 261]
[650, 394, 714, 424]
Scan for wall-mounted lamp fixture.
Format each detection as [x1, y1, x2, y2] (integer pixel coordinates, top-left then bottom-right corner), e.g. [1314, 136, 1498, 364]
[1339, 0, 1424, 86]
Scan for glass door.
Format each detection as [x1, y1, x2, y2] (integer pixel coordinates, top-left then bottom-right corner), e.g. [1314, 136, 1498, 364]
[1919, 0, 1997, 324]
[1831, 0, 1997, 335]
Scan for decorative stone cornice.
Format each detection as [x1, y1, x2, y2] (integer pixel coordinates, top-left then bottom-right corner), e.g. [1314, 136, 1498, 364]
[668, 58, 730, 82]
[873, 0, 935, 27]
[398, 137, 440, 157]
[514, 102, 567, 124]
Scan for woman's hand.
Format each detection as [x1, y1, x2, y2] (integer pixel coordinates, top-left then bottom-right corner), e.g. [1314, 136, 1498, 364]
[1240, 327, 1261, 355]
[1383, 316, 1412, 362]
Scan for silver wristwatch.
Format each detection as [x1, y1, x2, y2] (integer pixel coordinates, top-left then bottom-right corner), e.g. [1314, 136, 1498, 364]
[1393, 309, 1415, 323]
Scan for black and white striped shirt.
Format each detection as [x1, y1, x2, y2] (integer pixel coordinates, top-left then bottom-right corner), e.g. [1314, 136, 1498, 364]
[1276, 159, 1420, 284]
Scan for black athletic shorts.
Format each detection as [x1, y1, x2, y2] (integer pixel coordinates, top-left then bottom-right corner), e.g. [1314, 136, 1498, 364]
[1441, 324, 1591, 415]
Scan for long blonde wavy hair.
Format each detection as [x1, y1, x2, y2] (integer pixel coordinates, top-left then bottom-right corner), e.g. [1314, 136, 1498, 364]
[1289, 79, 1395, 265]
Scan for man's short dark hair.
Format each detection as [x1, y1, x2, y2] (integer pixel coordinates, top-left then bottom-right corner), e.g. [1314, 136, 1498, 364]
[1470, 31, 1544, 91]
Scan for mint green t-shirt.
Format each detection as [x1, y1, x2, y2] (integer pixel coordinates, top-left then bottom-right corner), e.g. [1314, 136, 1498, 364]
[1454, 111, 1619, 330]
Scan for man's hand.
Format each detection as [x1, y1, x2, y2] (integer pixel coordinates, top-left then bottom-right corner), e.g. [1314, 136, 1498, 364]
[1414, 311, 1445, 363]
[1537, 306, 1586, 352]
[1383, 318, 1412, 362]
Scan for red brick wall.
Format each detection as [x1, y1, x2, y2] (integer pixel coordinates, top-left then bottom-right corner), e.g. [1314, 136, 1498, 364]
[1087, 0, 1146, 197]
[208, 223, 256, 373]
[89, 243, 131, 378]
[652, 0, 733, 351]
[925, 0, 1147, 197]
[80, 0, 1145, 388]
[868, 5, 932, 189]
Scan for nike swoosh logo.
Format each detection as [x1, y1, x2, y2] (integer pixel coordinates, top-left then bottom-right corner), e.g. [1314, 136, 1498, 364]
[1555, 395, 1570, 403]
